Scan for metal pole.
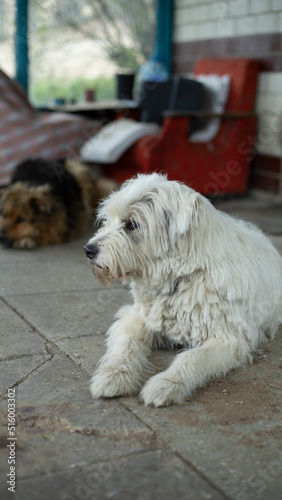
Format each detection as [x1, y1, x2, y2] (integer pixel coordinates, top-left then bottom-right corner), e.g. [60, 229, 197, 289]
[16, 0, 29, 92]
[155, 0, 174, 74]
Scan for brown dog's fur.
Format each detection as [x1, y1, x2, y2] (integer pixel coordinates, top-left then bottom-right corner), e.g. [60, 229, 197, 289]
[0, 159, 116, 249]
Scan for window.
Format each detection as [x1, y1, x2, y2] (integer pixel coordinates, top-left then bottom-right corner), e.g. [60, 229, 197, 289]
[0, 0, 16, 78]
[28, 0, 156, 105]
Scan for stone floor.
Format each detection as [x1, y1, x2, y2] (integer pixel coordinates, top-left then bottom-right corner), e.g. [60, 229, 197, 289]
[0, 194, 282, 500]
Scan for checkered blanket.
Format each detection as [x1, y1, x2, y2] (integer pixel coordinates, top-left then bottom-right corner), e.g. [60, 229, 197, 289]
[0, 69, 100, 185]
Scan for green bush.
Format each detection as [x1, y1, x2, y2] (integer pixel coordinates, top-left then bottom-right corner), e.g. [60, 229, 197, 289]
[30, 75, 116, 105]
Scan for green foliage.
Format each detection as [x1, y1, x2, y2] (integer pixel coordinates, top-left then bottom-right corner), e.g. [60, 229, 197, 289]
[30, 75, 116, 105]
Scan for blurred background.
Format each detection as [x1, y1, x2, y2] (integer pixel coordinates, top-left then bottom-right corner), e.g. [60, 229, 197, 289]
[0, 0, 156, 105]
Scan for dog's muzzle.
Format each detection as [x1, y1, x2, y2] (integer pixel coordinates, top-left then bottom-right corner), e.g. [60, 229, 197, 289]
[84, 244, 99, 261]
[84, 243, 114, 286]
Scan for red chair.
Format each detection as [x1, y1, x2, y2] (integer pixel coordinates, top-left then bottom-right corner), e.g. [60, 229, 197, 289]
[103, 58, 259, 194]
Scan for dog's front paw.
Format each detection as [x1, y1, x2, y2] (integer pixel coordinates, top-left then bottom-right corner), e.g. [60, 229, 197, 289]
[14, 238, 37, 250]
[90, 365, 140, 399]
[141, 373, 186, 407]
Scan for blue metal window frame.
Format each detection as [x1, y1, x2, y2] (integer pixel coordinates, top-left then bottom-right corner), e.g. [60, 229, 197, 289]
[16, 0, 29, 92]
[15, 0, 173, 93]
[155, 0, 174, 74]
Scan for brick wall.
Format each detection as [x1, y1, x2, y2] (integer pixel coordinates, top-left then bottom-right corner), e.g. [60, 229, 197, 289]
[173, 0, 282, 195]
[174, 0, 282, 43]
[253, 72, 282, 194]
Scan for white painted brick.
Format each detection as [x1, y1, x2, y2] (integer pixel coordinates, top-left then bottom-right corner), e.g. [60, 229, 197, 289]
[255, 94, 270, 113]
[256, 113, 282, 157]
[229, 0, 250, 17]
[198, 21, 216, 39]
[193, 4, 210, 21]
[211, 2, 230, 20]
[257, 73, 273, 93]
[235, 15, 256, 35]
[173, 23, 199, 43]
[177, 0, 197, 6]
[216, 18, 236, 37]
[173, 25, 185, 43]
[279, 12, 282, 31]
[271, 0, 282, 10]
[183, 8, 194, 25]
[250, 0, 271, 14]
[267, 73, 282, 94]
[256, 12, 278, 33]
[174, 8, 184, 26]
[187, 24, 200, 40]
[256, 93, 282, 113]
[211, 1, 249, 20]
[174, 7, 193, 26]
[175, 0, 189, 7]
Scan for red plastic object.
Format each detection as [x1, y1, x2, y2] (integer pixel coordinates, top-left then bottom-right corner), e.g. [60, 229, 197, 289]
[103, 59, 259, 194]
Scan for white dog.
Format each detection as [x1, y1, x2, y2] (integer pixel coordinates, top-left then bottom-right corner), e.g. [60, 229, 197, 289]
[84, 173, 282, 406]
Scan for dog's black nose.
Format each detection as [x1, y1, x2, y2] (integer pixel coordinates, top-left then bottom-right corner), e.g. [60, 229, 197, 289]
[84, 244, 99, 260]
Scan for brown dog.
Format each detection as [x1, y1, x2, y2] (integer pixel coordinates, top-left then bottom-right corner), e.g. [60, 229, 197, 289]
[0, 158, 116, 249]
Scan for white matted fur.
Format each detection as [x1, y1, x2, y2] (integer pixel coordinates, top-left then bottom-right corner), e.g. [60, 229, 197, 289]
[84, 173, 282, 406]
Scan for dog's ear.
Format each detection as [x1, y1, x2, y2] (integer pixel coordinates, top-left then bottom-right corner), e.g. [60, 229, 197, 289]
[29, 186, 57, 215]
[164, 185, 201, 242]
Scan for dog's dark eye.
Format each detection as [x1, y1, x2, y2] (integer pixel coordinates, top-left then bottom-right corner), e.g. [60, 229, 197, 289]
[98, 217, 107, 229]
[125, 220, 140, 231]
[16, 216, 26, 224]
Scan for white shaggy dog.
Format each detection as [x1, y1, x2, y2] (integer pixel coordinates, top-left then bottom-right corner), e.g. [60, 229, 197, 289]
[84, 173, 282, 407]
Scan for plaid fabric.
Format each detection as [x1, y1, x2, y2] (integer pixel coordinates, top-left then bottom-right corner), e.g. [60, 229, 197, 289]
[0, 69, 100, 185]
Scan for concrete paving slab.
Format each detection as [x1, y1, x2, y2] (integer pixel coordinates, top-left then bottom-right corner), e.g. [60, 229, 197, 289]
[269, 235, 282, 254]
[6, 288, 131, 341]
[0, 450, 228, 500]
[57, 336, 176, 376]
[122, 352, 282, 500]
[0, 246, 42, 265]
[2, 355, 157, 434]
[0, 228, 93, 265]
[57, 334, 107, 373]
[0, 355, 168, 495]
[263, 333, 282, 368]
[213, 197, 282, 235]
[0, 193, 281, 500]
[0, 243, 82, 266]
[0, 355, 51, 395]
[2, 400, 162, 481]
[0, 299, 47, 360]
[66, 337, 176, 377]
[0, 260, 101, 296]
[11, 428, 160, 481]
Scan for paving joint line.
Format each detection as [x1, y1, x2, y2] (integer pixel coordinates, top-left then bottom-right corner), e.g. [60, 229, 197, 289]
[0, 295, 92, 377]
[120, 400, 232, 500]
[0, 355, 53, 398]
[0, 285, 125, 298]
[0, 448, 173, 488]
[0, 352, 48, 362]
